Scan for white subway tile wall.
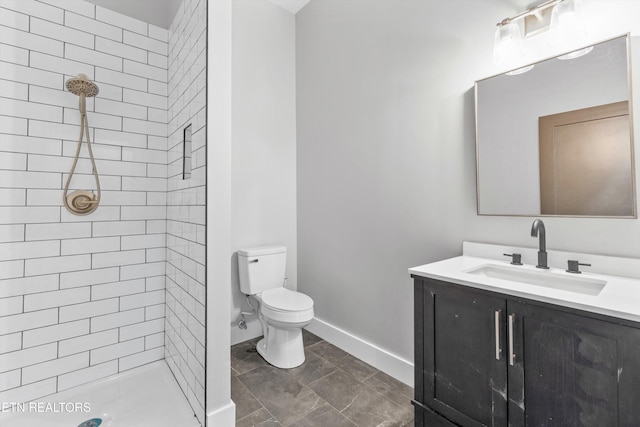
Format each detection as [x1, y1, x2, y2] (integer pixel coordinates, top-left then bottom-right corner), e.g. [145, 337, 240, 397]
[0, 0, 206, 419]
[165, 0, 207, 424]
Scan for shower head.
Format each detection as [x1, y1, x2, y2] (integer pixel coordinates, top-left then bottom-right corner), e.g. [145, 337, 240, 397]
[66, 73, 99, 97]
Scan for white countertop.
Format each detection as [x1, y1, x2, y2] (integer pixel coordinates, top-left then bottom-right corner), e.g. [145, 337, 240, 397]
[409, 242, 640, 324]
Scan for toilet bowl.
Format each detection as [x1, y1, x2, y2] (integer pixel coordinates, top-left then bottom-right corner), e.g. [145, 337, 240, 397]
[238, 246, 314, 369]
[254, 287, 313, 368]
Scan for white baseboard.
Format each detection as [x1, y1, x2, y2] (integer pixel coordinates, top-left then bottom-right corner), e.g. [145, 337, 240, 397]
[306, 317, 414, 387]
[207, 400, 236, 427]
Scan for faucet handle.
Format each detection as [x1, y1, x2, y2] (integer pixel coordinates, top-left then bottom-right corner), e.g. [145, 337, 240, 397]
[566, 260, 591, 274]
[503, 253, 522, 265]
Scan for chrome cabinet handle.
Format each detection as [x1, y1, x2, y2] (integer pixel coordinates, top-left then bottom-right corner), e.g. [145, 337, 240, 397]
[495, 310, 502, 360]
[508, 314, 515, 366]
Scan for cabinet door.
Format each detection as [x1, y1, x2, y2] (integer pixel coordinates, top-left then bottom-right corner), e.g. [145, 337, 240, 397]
[419, 279, 508, 427]
[508, 300, 640, 426]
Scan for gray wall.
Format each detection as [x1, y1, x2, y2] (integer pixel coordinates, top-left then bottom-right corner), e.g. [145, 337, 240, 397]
[296, 0, 476, 361]
[230, 0, 297, 345]
[296, 0, 640, 363]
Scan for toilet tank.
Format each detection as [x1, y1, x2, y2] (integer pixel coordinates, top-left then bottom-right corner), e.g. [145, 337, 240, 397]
[237, 246, 287, 295]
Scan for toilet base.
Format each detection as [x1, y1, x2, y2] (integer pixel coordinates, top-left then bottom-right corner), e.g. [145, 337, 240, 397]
[256, 327, 306, 369]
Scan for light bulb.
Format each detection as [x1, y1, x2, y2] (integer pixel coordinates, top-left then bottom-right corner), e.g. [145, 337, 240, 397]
[493, 22, 524, 67]
[506, 64, 535, 76]
[550, 0, 588, 52]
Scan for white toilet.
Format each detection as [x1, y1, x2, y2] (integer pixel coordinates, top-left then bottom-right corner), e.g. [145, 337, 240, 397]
[238, 246, 314, 369]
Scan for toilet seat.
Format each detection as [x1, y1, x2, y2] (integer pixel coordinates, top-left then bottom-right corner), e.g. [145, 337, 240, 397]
[261, 287, 313, 311]
[259, 288, 314, 323]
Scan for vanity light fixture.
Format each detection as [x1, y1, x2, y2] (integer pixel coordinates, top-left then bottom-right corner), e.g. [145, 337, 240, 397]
[493, 0, 590, 70]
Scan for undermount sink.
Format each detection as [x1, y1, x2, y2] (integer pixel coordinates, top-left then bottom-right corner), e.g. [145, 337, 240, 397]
[466, 264, 607, 296]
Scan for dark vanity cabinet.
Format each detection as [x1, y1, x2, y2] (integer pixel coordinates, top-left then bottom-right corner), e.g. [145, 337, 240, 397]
[413, 277, 640, 427]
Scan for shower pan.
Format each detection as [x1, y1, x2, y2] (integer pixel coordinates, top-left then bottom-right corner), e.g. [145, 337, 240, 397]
[63, 73, 101, 215]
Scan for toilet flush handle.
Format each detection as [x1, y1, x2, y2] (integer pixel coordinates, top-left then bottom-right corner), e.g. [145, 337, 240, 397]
[249, 259, 259, 263]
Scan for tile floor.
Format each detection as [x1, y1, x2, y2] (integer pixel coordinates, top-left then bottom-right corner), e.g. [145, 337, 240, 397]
[231, 330, 414, 426]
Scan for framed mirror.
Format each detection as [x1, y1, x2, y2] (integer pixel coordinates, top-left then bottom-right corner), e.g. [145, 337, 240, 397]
[475, 35, 635, 217]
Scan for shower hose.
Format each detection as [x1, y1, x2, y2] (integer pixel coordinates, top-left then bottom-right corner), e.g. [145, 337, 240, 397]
[63, 91, 101, 215]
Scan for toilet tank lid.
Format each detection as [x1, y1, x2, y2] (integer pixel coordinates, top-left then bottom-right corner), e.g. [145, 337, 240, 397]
[238, 246, 286, 257]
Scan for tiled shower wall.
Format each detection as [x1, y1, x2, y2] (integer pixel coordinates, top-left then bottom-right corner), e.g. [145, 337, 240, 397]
[0, 0, 170, 405]
[165, 0, 207, 422]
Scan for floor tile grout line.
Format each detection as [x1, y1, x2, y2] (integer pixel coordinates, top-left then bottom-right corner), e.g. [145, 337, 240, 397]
[261, 406, 281, 426]
[233, 342, 347, 425]
[232, 375, 272, 425]
[304, 359, 342, 388]
[235, 405, 277, 426]
[306, 363, 412, 424]
[233, 372, 264, 410]
[282, 394, 334, 427]
[231, 333, 413, 426]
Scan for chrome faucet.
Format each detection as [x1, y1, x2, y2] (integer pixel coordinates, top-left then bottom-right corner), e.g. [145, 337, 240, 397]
[530, 219, 549, 269]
